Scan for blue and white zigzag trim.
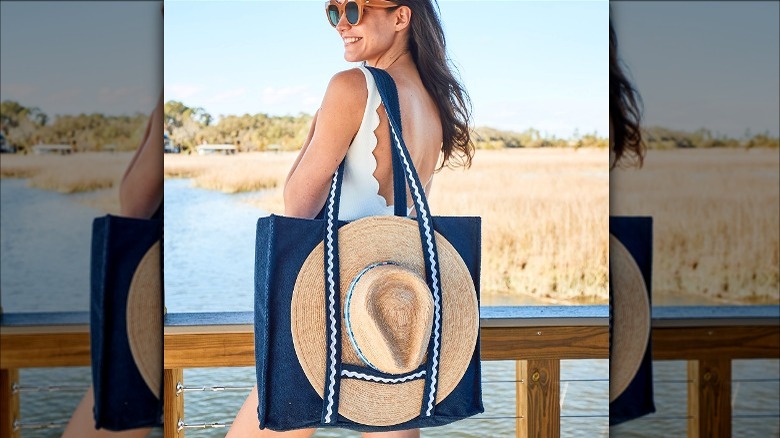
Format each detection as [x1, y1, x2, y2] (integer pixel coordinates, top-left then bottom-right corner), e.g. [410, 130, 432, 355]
[323, 171, 339, 424]
[341, 369, 426, 383]
[386, 111, 441, 417]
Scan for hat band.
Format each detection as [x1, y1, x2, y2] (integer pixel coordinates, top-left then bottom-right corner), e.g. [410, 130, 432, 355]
[344, 261, 398, 371]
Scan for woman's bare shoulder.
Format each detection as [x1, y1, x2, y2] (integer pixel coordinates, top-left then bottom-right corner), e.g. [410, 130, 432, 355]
[323, 68, 368, 104]
[318, 68, 369, 127]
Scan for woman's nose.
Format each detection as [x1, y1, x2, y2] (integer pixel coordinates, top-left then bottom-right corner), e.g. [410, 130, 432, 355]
[336, 13, 351, 31]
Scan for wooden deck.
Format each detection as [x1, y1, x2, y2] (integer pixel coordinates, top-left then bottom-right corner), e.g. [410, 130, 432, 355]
[1, 305, 778, 437]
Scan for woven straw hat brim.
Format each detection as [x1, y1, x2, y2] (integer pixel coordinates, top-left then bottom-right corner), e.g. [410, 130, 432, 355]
[291, 216, 479, 426]
[609, 234, 651, 402]
[126, 240, 163, 399]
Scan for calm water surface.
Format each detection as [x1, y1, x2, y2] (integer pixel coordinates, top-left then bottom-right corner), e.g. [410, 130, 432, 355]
[1, 179, 96, 312]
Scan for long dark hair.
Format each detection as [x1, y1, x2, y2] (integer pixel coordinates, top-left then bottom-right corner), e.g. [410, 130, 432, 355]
[395, 0, 473, 169]
[610, 18, 644, 168]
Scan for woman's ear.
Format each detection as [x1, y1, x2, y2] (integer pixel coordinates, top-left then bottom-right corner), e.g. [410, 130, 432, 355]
[395, 6, 412, 31]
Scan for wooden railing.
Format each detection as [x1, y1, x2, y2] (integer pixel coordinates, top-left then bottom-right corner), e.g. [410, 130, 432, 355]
[1, 305, 778, 438]
[648, 306, 779, 437]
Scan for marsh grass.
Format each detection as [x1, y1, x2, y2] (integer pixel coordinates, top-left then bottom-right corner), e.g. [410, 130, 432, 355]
[0, 166, 39, 179]
[0, 152, 133, 214]
[1, 153, 131, 213]
[611, 148, 779, 304]
[1, 153, 129, 192]
[164, 153, 292, 193]
[429, 149, 608, 302]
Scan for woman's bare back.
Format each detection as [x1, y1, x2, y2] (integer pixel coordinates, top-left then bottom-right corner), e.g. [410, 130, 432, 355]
[373, 65, 442, 205]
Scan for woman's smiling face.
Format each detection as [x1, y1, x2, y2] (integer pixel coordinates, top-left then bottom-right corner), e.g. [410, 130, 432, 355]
[334, 3, 399, 64]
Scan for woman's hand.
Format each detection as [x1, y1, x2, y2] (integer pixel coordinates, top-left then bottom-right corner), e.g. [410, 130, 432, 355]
[283, 69, 367, 218]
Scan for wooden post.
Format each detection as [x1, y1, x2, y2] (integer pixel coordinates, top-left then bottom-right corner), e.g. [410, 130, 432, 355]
[164, 368, 184, 438]
[688, 358, 732, 438]
[516, 359, 560, 438]
[0, 369, 20, 438]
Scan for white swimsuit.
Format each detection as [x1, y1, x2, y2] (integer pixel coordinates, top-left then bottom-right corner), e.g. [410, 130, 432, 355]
[337, 66, 398, 222]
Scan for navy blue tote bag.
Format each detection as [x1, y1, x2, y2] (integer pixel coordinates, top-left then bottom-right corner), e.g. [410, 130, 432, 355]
[90, 211, 164, 430]
[255, 67, 483, 432]
[609, 216, 656, 425]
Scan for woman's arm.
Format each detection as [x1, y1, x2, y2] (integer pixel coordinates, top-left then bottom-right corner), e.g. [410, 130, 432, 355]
[283, 69, 367, 218]
[285, 109, 319, 187]
[119, 94, 164, 218]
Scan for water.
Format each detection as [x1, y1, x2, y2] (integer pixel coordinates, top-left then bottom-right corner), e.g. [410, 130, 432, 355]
[0, 178, 97, 312]
[163, 178, 260, 312]
[3, 179, 776, 436]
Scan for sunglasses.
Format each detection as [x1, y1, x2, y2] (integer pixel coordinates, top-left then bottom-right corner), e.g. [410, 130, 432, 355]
[325, 0, 399, 28]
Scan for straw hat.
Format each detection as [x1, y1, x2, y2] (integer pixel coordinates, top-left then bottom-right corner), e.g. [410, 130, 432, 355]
[291, 216, 479, 426]
[126, 240, 163, 399]
[609, 233, 651, 402]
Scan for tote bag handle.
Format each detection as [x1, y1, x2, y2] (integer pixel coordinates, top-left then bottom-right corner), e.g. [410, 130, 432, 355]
[318, 67, 445, 425]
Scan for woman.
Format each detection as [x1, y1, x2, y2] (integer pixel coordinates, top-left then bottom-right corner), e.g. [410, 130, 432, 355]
[227, 0, 472, 436]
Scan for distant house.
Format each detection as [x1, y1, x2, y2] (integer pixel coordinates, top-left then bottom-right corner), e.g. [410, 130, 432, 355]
[0, 132, 15, 153]
[164, 133, 181, 153]
[196, 144, 237, 155]
[32, 144, 73, 155]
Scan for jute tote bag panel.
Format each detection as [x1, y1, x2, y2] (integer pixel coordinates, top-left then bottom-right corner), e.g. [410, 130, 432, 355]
[90, 213, 164, 430]
[254, 67, 483, 432]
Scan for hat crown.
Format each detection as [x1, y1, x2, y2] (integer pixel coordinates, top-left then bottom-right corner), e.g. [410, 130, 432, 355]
[347, 264, 434, 374]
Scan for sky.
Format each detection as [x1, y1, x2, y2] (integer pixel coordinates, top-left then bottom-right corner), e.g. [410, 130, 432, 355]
[163, 0, 608, 138]
[612, 1, 780, 137]
[1, 1, 608, 138]
[3, 2, 776, 139]
[0, 1, 161, 117]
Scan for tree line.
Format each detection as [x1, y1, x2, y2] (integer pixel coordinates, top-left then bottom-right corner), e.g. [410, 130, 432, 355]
[1, 100, 148, 153]
[642, 126, 778, 149]
[3, 99, 777, 153]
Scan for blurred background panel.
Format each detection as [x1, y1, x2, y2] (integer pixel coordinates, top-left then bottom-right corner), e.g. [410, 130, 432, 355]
[1, 2, 162, 436]
[610, 1, 779, 436]
[610, 1, 779, 307]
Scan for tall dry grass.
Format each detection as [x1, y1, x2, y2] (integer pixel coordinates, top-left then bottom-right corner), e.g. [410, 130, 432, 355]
[163, 153, 292, 193]
[1, 153, 128, 193]
[430, 149, 608, 302]
[1, 152, 132, 213]
[611, 148, 779, 304]
[213, 149, 610, 303]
